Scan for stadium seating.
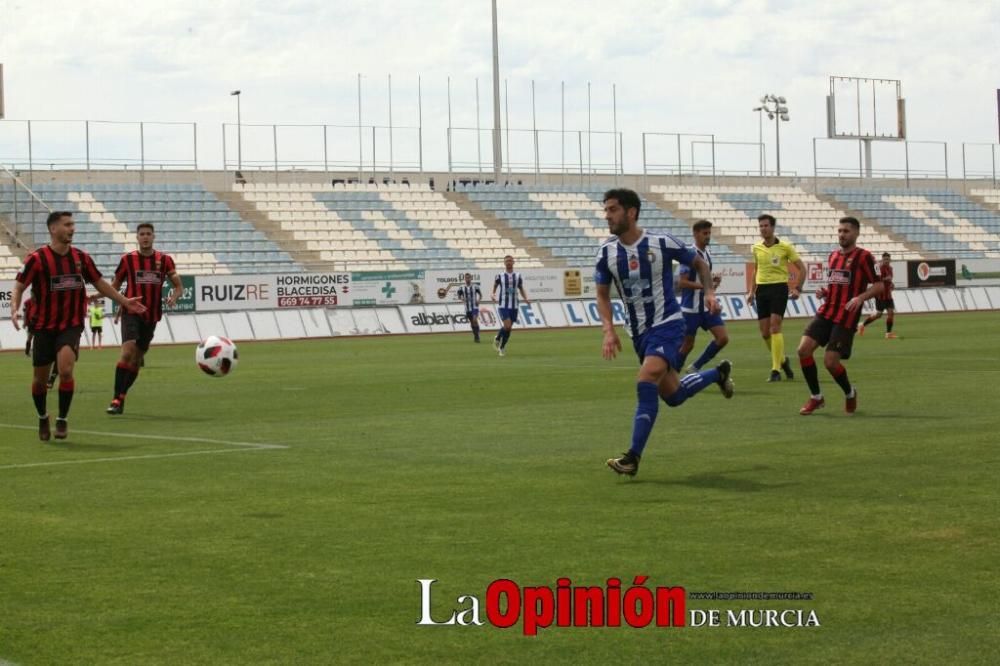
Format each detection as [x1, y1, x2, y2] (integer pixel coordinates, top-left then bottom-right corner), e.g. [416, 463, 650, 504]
[235, 182, 539, 271]
[457, 183, 739, 267]
[0, 183, 299, 275]
[651, 185, 916, 261]
[0, 242, 21, 279]
[823, 188, 1000, 259]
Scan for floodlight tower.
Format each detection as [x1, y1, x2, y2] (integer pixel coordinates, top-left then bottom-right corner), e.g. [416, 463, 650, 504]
[760, 94, 789, 176]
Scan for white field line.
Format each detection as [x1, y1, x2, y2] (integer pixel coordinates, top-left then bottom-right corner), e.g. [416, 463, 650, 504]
[0, 423, 288, 471]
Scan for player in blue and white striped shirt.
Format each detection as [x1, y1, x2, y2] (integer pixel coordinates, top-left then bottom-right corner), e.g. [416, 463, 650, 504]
[456, 273, 483, 343]
[491, 255, 529, 357]
[595, 189, 734, 477]
[677, 220, 729, 373]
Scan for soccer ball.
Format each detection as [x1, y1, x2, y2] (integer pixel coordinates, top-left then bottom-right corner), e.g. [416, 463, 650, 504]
[196, 335, 239, 377]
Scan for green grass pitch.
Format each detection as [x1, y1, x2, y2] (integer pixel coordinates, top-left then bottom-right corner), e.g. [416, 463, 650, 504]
[1, 312, 997, 664]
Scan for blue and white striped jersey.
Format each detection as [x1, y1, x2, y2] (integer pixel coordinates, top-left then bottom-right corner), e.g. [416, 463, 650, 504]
[494, 272, 523, 309]
[456, 283, 482, 311]
[679, 246, 713, 314]
[594, 231, 697, 338]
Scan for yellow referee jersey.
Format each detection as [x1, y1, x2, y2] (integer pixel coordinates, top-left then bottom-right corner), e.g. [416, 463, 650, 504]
[751, 238, 800, 284]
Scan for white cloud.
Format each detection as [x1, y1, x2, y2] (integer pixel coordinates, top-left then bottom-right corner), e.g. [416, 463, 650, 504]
[0, 0, 996, 175]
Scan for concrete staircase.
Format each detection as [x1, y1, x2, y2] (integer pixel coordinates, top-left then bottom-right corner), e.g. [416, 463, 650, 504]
[211, 190, 328, 270]
[441, 192, 565, 267]
[0, 213, 32, 278]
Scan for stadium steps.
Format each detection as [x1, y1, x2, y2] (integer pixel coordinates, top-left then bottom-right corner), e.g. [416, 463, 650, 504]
[212, 189, 328, 270]
[813, 192, 933, 259]
[0, 213, 29, 278]
[441, 191, 565, 267]
[643, 192, 747, 259]
[966, 191, 1000, 215]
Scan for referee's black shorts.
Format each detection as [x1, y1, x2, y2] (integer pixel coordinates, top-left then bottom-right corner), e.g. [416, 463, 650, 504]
[754, 283, 789, 320]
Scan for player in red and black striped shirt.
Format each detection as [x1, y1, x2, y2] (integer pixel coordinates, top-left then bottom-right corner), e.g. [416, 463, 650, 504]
[10, 211, 146, 441]
[797, 217, 884, 416]
[858, 252, 897, 339]
[106, 222, 182, 415]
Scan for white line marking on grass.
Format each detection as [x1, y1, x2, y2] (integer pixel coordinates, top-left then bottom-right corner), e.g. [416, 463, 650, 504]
[0, 424, 288, 449]
[0, 447, 278, 470]
[0, 423, 289, 471]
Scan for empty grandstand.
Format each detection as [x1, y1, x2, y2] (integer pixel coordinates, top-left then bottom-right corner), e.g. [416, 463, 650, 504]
[3, 175, 1000, 275]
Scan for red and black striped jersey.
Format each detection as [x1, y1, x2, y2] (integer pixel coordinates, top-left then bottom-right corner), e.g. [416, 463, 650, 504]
[879, 263, 894, 298]
[818, 247, 877, 330]
[114, 250, 177, 323]
[15, 245, 102, 331]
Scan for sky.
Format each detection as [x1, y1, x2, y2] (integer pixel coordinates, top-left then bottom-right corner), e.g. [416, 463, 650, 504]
[0, 0, 998, 178]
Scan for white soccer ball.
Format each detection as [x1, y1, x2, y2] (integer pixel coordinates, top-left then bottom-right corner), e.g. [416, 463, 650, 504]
[196, 335, 239, 377]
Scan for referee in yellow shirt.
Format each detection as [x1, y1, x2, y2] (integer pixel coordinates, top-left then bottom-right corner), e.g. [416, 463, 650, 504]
[746, 214, 805, 382]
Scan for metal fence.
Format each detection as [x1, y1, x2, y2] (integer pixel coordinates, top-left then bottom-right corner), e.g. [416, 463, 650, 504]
[0, 117, 997, 191]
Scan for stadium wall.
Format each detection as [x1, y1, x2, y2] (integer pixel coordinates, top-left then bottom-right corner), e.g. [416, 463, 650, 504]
[0, 285, 996, 350]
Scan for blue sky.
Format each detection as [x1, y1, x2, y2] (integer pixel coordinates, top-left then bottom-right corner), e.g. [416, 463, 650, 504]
[0, 0, 997, 176]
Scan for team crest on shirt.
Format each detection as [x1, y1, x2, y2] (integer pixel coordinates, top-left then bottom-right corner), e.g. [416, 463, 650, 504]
[771, 255, 780, 266]
[629, 253, 639, 270]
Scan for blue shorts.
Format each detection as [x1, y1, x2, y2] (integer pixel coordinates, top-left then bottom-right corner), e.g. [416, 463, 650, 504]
[632, 319, 685, 370]
[498, 307, 519, 323]
[683, 311, 726, 336]
[466, 309, 479, 318]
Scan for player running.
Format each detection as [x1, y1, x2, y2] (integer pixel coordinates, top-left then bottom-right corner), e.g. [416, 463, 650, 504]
[106, 223, 182, 415]
[10, 211, 146, 440]
[677, 220, 729, 373]
[456, 273, 483, 343]
[491, 255, 529, 357]
[596, 189, 734, 477]
[858, 252, 897, 339]
[798, 217, 883, 416]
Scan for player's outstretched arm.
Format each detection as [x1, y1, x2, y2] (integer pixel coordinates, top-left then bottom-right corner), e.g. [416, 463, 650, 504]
[94, 278, 147, 315]
[518, 285, 529, 304]
[166, 271, 183, 307]
[596, 283, 621, 360]
[745, 263, 756, 303]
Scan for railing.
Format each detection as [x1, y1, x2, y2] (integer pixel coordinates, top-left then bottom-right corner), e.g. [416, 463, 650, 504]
[0, 164, 51, 247]
[0, 116, 998, 193]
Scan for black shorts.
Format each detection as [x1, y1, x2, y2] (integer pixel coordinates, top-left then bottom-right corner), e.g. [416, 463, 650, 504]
[754, 283, 789, 320]
[875, 299, 895, 312]
[32, 326, 83, 368]
[121, 314, 157, 352]
[803, 316, 855, 360]
[91, 326, 103, 334]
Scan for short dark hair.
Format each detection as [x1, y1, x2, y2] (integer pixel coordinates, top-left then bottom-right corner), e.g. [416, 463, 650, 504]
[137, 222, 155, 233]
[882, 252, 891, 259]
[839, 216, 861, 230]
[46, 211, 72, 227]
[692, 219, 713, 232]
[603, 188, 642, 216]
[757, 214, 776, 226]
[504, 254, 514, 261]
